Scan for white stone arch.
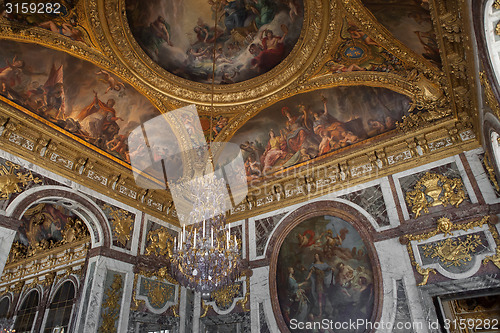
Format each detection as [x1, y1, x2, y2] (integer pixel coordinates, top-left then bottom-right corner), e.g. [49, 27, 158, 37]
[484, 0, 500, 87]
[5, 185, 112, 248]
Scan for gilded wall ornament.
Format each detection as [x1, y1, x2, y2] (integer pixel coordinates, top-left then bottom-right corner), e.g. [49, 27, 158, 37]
[211, 283, 241, 309]
[483, 153, 500, 192]
[421, 234, 483, 267]
[405, 172, 466, 218]
[236, 276, 250, 312]
[403, 215, 497, 285]
[496, 21, 500, 36]
[414, 263, 436, 286]
[103, 204, 134, 247]
[99, 274, 123, 333]
[145, 227, 175, 257]
[143, 279, 175, 308]
[495, 0, 500, 10]
[437, 217, 453, 237]
[483, 247, 500, 270]
[0, 161, 41, 200]
[130, 274, 145, 311]
[138, 267, 177, 286]
[201, 300, 211, 318]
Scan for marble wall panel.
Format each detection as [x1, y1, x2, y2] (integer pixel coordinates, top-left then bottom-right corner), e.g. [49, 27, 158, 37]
[392, 279, 415, 333]
[76, 262, 95, 333]
[254, 212, 287, 257]
[259, 302, 270, 333]
[339, 184, 390, 227]
[97, 270, 125, 332]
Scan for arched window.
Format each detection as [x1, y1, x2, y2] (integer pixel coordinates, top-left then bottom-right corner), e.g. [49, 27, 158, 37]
[0, 297, 9, 318]
[13, 290, 39, 333]
[43, 281, 75, 333]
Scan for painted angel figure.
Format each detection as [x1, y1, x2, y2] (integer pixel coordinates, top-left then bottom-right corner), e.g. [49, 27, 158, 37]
[96, 70, 126, 94]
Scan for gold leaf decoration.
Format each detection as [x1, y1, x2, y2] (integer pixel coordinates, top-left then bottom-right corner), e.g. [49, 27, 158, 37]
[0, 161, 41, 200]
[421, 234, 483, 267]
[405, 172, 466, 218]
[103, 204, 133, 247]
[143, 279, 174, 308]
[99, 274, 123, 333]
[211, 283, 240, 309]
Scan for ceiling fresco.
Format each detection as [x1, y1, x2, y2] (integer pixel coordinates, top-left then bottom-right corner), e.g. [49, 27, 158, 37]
[0, 40, 160, 163]
[126, 0, 304, 84]
[361, 0, 441, 67]
[0, 0, 481, 222]
[326, 20, 406, 74]
[2, 0, 92, 44]
[228, 86, 411, 179]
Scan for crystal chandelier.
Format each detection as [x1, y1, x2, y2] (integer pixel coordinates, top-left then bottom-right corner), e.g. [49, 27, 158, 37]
[170, 171, 242, 297]
[169, 0, 244, 297]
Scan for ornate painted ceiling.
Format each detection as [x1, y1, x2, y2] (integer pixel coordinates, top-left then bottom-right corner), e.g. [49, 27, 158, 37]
[0, 0, 481, 225]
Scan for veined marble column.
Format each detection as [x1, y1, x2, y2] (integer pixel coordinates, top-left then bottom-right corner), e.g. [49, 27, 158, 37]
[75, 256, 134, 333]
[0, 216, 21, 275]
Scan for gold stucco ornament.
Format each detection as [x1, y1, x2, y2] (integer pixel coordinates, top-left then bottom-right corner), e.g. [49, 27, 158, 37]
[421, 234, 483, 267]
[104, 204, 134, 246]
[0, 161, 41, 199]
[406, 172, 466, 218]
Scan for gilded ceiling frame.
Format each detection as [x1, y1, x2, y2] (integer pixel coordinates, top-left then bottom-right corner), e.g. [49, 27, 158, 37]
[0, 0, 485, 226]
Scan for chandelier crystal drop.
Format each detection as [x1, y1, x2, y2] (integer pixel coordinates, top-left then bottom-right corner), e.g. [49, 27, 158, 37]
[170, 173, 242, 295]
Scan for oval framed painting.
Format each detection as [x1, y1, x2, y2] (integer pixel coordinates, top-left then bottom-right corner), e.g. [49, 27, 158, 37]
[269, 201, 382, 332]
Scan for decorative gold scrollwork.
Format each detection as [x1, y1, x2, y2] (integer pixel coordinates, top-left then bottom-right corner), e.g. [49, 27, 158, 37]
[211, 283, 240, 309]
[145, 227, 175, 257]
[421, 234, 483, 267]
[143, 279, 175, 308]
[0, 161, 41, 200]
[103, 204, 134, 247]
[236, 276, 250, 312]
[405, 172, 466, 218]
[200, 299, 211, 318]
[414, 263, 436, 286]
[483, 247, 500, 270]
[483, 153, 500, 191]
[403, 216, 492, 286]
[99, 274, 123, 333]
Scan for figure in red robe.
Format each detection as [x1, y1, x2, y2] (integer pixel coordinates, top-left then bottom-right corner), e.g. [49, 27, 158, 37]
[76, 91, 123, 141]
[250, 28, 288, 73]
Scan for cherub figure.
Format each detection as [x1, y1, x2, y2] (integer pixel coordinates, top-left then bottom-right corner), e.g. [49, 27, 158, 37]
[96, 70, 126, 94]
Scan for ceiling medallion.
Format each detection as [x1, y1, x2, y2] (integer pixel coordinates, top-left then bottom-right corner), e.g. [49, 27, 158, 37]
[125, 0, 304, 85]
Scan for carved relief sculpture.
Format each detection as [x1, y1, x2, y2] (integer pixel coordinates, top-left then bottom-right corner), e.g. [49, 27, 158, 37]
[405, 172, 466, 217]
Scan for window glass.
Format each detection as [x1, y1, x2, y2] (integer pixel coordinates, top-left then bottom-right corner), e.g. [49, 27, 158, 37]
[0, 297, 9, 318]
[13, 290, 39, 333]
[43, 281, 75, 333]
